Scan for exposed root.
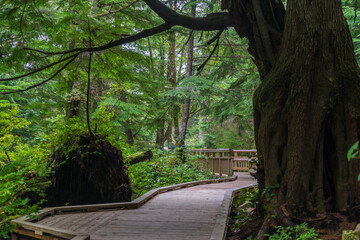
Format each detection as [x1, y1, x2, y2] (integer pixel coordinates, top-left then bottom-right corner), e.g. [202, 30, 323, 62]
[255, 214, 273, 240]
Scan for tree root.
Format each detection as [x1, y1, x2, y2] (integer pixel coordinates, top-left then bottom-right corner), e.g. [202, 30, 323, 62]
[255, 214, 273, 240]
[255, 205, 298, 240]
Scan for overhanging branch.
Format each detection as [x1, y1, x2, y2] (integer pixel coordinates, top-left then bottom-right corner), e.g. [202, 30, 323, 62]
[24, 0, 233, 57]
[1, 53, 79, 95]
[24, 23, 172, 56]
[144, 0, 234, 30]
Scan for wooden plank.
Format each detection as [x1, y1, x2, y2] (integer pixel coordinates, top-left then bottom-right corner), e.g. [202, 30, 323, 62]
[77, 212, 116, 233]
[12, 220, 78, 239]
[70, 236, 90, 240]
[13, 228, 61, 240]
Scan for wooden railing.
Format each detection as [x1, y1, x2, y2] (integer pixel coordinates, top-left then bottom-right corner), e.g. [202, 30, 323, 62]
[191, 149, 257, 176]
[232, 149, 257, 171]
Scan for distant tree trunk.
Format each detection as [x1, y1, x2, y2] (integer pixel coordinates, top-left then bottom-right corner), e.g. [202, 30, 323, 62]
[65, 0, 81, 119]
[178, 4, 196, 162]
[156, 119, 165, 148]
[66, 92, 81, 118]
[165, 120, 173, 147]
[119, 92, 135, 146]
[125, 119, 134, 146]
[147, 36, 165, 148]
[199, 116, 205, 145]
[173, 106, 180, 141]
[179, 98, 190, 143]
[166, 0, 180, 145]
[223, 0, 360, 233]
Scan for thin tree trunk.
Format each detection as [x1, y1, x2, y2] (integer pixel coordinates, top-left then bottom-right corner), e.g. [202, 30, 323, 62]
[165, 120, 173, 147]
[166, 0, 179, 145]
[199, 115, 205, 145]
[119, 92, 135, 146]
[125, 119, 135, 146]
[178, 4, 196, 162]
[156, 119, 165, 148]
[173, 108, 179, 141]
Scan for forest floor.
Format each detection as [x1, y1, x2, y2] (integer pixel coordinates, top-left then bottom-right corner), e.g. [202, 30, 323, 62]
[226, 204, 360, 239]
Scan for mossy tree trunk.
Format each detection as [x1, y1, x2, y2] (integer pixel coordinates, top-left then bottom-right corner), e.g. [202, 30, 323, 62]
[225, 0, 360, 220]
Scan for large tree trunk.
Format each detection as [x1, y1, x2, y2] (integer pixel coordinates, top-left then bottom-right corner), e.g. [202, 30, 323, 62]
[225, 0, 360, 223]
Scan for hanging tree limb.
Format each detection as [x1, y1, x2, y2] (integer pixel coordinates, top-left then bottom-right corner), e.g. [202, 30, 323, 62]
[197, 30, 223, 72]
[23, 23, 173, 56]
[0, 52, 82, 82]
[1, 53, 79, 94]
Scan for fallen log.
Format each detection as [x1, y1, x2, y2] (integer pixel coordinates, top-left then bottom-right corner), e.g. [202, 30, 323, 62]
[127, 150, 153, 165]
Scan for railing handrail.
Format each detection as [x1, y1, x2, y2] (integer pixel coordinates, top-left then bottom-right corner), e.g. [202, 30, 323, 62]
[192, 148, 256, 152]
[191, 149, 231, 152]
[191, 149, 257, 155]
[232, 149, 257, 153]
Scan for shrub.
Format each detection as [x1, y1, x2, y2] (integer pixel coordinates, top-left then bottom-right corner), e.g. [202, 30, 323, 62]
[265, 223, 319, 240]
[232, 187, 258, 231]
[127, 150, 216, 198]
[0, 101, 51, 239]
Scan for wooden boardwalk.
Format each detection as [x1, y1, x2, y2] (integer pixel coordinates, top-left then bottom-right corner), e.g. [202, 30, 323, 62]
[13, 172, 256, 240]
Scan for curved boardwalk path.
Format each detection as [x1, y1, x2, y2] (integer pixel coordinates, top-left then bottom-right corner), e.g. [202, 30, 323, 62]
[23, 173, 255, 240]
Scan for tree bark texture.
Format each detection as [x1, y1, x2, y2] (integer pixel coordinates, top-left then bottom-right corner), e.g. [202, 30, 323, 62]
[224, 0, 360, 217]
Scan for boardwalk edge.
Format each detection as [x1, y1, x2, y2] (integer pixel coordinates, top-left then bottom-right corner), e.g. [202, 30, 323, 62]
[210, 183, 258, 240]
[11, 175, 238, 240]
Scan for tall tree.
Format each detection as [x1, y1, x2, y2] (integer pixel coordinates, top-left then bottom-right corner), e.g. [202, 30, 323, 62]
[178, 3, 196, 161]
[220, 0, 360, 236]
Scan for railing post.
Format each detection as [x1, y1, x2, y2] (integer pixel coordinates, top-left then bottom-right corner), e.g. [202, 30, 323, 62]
[219, 151, 222, 177]
[212, 152, 215, 175]
[229, 149, 233, 176]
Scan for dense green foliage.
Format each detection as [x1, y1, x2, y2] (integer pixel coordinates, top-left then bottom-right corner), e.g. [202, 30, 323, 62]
[0, 101, 51, 238]
[0, 0, 258, 150]
[231, 186, 258, 232]
[128, 150, 216, 198]
[265, 223, 319, 240]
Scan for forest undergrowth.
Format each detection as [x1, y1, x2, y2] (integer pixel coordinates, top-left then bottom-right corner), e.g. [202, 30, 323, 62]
[0, 103, 215, 239]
